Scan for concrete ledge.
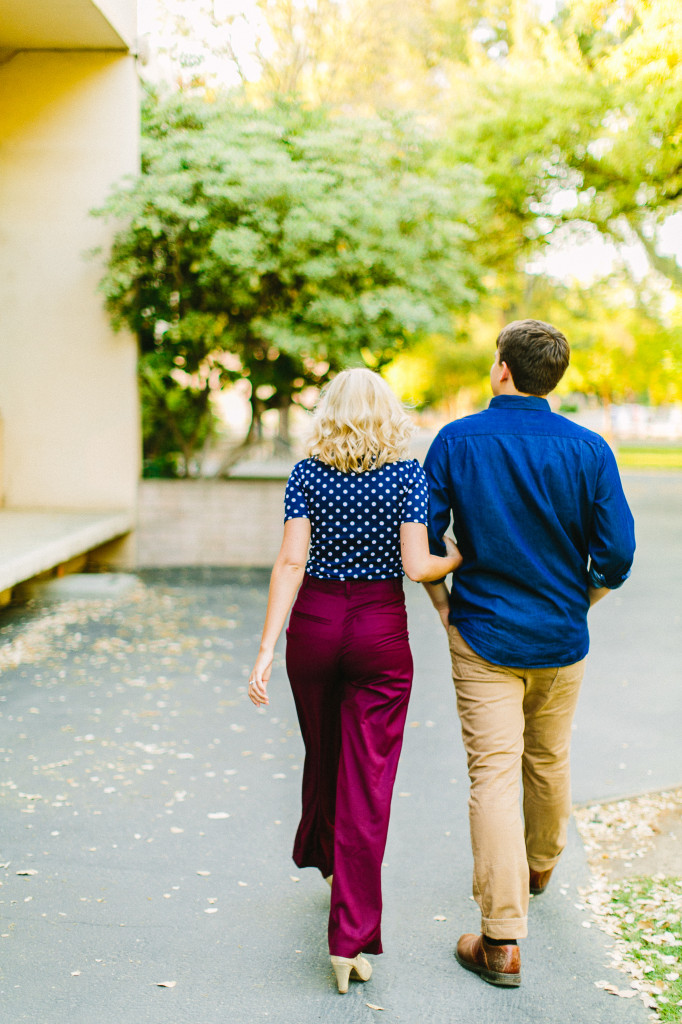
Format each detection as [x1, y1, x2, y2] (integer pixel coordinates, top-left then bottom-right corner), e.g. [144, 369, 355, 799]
[137, 479, 286, 567]
[0, 509, 134, 593]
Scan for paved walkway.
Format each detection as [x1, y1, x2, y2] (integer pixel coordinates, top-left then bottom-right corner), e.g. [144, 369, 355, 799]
[0, 472, 679, 1024]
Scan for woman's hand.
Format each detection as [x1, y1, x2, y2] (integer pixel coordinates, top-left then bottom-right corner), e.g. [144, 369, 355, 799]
[248, 646, 273, 707]
[443, 535, 462, 567]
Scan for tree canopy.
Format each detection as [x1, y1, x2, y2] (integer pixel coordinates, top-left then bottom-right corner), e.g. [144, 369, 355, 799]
[95, 92, 485, 473]
[107, 0, 682, 476]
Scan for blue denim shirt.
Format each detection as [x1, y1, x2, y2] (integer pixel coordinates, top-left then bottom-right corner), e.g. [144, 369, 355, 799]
[424, 395, 636, 668]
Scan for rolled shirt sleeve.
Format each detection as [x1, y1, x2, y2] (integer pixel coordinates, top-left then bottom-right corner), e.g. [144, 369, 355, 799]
[587, 444, 636, 589]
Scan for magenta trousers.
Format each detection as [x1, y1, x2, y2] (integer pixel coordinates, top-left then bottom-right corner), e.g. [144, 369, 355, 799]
[285, 574, 413, 958]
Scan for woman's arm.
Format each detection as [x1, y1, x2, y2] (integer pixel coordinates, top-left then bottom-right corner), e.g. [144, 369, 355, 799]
[400, 522, 462, 583]
[248, 517, 311, 707]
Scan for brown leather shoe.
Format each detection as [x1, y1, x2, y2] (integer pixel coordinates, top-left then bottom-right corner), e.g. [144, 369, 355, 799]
[529, 866, 554, 895]
[455, 933, 521, 987]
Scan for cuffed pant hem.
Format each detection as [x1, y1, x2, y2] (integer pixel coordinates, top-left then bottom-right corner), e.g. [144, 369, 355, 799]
[482, 916, 528, 941]
[528, 855, 561, 872]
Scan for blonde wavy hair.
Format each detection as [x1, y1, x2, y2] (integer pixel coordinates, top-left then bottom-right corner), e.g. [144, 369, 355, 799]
[306, 368, 415, 473]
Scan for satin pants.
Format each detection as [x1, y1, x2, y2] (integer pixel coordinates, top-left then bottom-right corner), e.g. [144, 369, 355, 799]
[286, 574, 413, 958]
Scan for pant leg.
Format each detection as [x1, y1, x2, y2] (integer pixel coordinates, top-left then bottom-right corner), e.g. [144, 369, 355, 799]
[448, 626, 529, 940]
[328, 583, 413, 958]
[285, 579, 345, 877]
[522, 659, 585, 871]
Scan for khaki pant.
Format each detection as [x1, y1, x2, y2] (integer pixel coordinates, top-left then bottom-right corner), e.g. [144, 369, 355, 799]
[448, 626, 585, 940]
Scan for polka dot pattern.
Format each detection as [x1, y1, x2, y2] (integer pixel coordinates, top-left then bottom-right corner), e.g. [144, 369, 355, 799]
[284, 458, 429, 580]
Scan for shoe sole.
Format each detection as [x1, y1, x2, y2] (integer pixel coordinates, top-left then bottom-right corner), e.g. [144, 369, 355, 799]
[455, 950, 521, 988]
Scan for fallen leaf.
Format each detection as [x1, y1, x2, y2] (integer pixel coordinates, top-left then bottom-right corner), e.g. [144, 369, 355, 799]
[601, 983, 638, 998]
[16, 870, 38, 876]
[433, 915, 447, 922]
[207, 812, 230, 820]
[197, 871, 211, 877]
[366, 1003, 385, 1011]
[157, 980, 177, 988]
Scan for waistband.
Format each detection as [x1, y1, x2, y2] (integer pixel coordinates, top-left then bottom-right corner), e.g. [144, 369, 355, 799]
[301, 573, 404, 596]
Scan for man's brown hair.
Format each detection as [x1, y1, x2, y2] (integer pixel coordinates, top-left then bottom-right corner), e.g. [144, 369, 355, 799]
[496, 319, 570, 396]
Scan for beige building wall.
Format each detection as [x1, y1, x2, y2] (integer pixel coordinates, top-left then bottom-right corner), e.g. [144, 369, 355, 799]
[0, 49, 140, 511]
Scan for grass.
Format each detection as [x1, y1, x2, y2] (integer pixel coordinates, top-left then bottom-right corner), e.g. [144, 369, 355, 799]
[603, 876, 682, 1020]
[617, 446, 682, 469]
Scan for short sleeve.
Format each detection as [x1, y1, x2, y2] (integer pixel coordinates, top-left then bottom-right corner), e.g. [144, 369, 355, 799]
[401, 460, 429, 525]
[284, 462, 310, 522]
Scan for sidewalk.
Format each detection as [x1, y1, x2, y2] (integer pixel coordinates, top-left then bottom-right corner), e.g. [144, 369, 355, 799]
[0, 473, 679, 1024]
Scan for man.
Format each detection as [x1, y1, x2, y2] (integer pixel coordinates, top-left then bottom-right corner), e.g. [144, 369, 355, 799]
[423, 319, 635, 988]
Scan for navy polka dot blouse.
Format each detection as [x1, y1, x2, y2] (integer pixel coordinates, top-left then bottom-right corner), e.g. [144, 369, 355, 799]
[284, 457, 429, 580]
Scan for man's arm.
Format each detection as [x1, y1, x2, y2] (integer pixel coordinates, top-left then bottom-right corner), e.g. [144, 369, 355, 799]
[423, 433, 453, 559]
[423, 580, 451, 630]
[587, 444, 636, 597]
[422, 433, 457, 627]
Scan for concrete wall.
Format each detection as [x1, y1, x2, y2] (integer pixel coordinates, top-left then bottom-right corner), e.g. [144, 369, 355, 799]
[0, 48, 140, 511]
[137, 480, 287, 567]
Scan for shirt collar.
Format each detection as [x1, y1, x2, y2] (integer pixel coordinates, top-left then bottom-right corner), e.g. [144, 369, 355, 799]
[488, 395, 551, 412]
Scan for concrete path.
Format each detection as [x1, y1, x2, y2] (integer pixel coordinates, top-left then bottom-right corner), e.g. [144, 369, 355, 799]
[572, 472, 682, 803]
[0, 472, 679, 1024]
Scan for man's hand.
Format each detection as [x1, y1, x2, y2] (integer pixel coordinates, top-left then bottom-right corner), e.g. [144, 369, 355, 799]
[588, 585, 609, 606]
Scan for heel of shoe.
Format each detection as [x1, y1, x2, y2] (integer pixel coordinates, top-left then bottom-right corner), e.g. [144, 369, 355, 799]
[351, 955, 372, 982]
[330, 958, 352, 993]
[330, 954, 372, 993]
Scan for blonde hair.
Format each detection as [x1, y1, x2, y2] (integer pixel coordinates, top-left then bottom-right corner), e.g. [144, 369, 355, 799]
[306, 368, 415, 473]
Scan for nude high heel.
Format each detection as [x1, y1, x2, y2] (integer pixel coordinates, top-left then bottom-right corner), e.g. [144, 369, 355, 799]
[330, 954, 372, 994]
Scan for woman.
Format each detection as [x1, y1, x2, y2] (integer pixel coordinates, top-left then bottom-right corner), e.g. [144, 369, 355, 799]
[248, 368, 461, 993]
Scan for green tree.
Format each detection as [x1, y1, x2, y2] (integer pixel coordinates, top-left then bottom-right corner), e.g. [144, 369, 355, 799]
[440, 0, 682, 287]
[95, 90, 485, 474]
